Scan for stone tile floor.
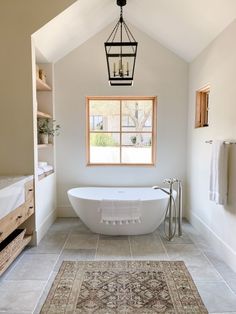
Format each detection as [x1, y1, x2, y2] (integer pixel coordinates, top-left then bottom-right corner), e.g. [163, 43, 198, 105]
[0, 218, 236, 313]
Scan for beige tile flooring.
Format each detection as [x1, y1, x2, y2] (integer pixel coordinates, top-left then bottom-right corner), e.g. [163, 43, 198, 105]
[0, 218, 236, 313]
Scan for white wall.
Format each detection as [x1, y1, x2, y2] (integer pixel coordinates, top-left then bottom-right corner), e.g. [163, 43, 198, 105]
[187, 20, 236, 271]
[54, 24, 188, 215]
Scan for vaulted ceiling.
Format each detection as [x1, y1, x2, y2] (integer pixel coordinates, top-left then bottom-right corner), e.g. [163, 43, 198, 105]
[33, 0, 236, 63]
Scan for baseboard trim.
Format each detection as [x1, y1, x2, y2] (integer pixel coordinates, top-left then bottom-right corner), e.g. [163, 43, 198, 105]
[35, 209, 57, 244]
[187, 211, 236, 272]
[57, 206, 77, 217]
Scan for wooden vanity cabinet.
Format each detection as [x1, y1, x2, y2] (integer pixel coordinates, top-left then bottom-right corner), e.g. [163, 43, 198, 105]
[0, 180, 34, 275]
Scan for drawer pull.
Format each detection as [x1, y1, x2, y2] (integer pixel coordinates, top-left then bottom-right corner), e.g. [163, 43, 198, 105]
[17, 215, 22, 219]
[29, 206, 34, 209]
[28, 188, 33, 192]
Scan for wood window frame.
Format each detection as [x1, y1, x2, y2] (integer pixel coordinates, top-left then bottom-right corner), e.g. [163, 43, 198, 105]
[86, 96, 157, 166]
[195, 85, 210, 128]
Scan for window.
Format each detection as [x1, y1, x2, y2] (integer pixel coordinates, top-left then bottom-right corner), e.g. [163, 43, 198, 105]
[195, 86, 210, 128]
[86, 96, 157, 165]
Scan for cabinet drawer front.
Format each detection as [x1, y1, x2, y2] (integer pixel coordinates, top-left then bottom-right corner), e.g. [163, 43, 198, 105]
[0, 200, 34, 243]
[25, 199, 34, 219]
[25, 180, 34, 201]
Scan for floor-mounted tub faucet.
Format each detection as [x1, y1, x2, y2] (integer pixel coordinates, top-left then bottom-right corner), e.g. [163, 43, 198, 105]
[152, 178, 182, 240]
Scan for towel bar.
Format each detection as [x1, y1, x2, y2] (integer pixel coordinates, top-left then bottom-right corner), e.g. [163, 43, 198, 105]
[205, 140, 236, 145]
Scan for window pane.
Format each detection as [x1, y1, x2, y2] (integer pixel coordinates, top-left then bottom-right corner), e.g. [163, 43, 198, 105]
[122, 147, 153, 164]
[122, 100, 152, 132]
[121, 133, 152, 164]
[122, 132, 152, 146]
[89, 100, 120, 131]
[90, 133, 120, 163]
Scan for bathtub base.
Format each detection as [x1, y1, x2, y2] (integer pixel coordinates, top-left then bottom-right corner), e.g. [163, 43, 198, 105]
[82, 219, 163, 236]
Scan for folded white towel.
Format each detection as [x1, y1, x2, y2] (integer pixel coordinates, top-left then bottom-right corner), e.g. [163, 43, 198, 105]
[37, 167, 44, 175]
[209, 140, 229, 205]
[99, 200, 141, 225]
[39, 165, 53, 173]
[38, 161, 48, 167]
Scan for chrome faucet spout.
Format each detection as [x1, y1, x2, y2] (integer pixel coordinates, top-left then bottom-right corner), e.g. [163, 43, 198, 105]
[152, 186, 170, 195]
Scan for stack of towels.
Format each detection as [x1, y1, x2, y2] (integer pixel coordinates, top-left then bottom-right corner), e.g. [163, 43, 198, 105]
[38, 162, 53, 176]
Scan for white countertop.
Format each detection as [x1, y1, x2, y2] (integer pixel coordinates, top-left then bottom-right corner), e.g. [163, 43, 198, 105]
[0, 175, 33, 190]
[0, 175, 34, 220]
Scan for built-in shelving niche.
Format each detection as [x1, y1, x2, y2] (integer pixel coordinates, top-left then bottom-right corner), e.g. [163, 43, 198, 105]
[36, 63, 55, 181]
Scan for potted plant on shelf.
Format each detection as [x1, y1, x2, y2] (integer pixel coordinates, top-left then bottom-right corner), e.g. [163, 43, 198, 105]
[38, 118, 61, 144]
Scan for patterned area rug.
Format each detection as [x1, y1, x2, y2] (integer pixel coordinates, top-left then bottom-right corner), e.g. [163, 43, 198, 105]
[40, 260, 208, 313]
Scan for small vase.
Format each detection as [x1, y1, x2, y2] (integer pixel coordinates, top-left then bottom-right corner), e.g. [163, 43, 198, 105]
[48, 134, 53, 144]
[39, 133, 48, 144]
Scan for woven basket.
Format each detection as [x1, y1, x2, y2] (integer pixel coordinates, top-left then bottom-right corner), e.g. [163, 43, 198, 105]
[0, 229, 26, 272]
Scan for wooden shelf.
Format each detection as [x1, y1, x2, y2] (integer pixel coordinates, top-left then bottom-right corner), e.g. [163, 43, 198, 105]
[37, 111, 52, 119]
[38, 170, 54, 181]
[36, 78, 51, 91]
[38, 144, 53, 149]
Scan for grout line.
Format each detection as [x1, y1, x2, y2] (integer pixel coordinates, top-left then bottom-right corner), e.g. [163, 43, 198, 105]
[128, 236, 133, 259]
[158, 231, 170, 260]
[94, 234, 100, 260]
[32, 280, 48, 314]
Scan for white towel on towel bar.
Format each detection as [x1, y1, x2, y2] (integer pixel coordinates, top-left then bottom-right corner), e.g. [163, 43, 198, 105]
[209, 140, 229, 205]
[99, 200, 141, 225]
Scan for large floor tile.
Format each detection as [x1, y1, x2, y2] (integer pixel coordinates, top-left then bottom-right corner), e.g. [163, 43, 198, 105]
[0, 310, 32, 314]
[99, 235, 129, 240]
[54, 249, 96, 271]
[210, 312, 236, 314]
[26, 232, 68, 254]
[164, 244, 209, 265]
[48, 217, 80, 233]
[204, 250, 236, 282]
[0, 280, 46, 313]
[182, 223, 213, 251]
[0, 252, 24, 283]
[196, 281, 236, 313]
[65, 233, 98, 249]
[187, 264, 222, 282]
[96, 238, 131, 260]
[160, 231, 194, 245]
[50, 217, 93, 234]
[130, 234, 168, 260]
[33, 271, 58, 314]
[5, 254, 58, 281]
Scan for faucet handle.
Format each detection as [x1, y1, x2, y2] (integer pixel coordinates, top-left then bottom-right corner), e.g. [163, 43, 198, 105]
[163, 178, 178, 184]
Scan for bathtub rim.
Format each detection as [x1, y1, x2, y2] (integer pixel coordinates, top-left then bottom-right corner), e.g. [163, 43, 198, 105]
[67, 186, 176, 202]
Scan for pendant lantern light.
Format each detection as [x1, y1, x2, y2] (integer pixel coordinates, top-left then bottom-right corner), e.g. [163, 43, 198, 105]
[104, 0, 138, 86]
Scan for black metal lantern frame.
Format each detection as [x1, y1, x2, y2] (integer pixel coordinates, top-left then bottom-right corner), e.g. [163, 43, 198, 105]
[104, 0, 138, 86]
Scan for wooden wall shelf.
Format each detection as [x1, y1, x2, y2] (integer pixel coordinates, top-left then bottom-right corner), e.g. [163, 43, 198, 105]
[38, 144, 53, 149]
[36, 78, 51, 91]
[37, 111, 52, 119]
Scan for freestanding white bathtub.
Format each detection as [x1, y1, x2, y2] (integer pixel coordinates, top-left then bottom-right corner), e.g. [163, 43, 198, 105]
[68, 187, 175, 235]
